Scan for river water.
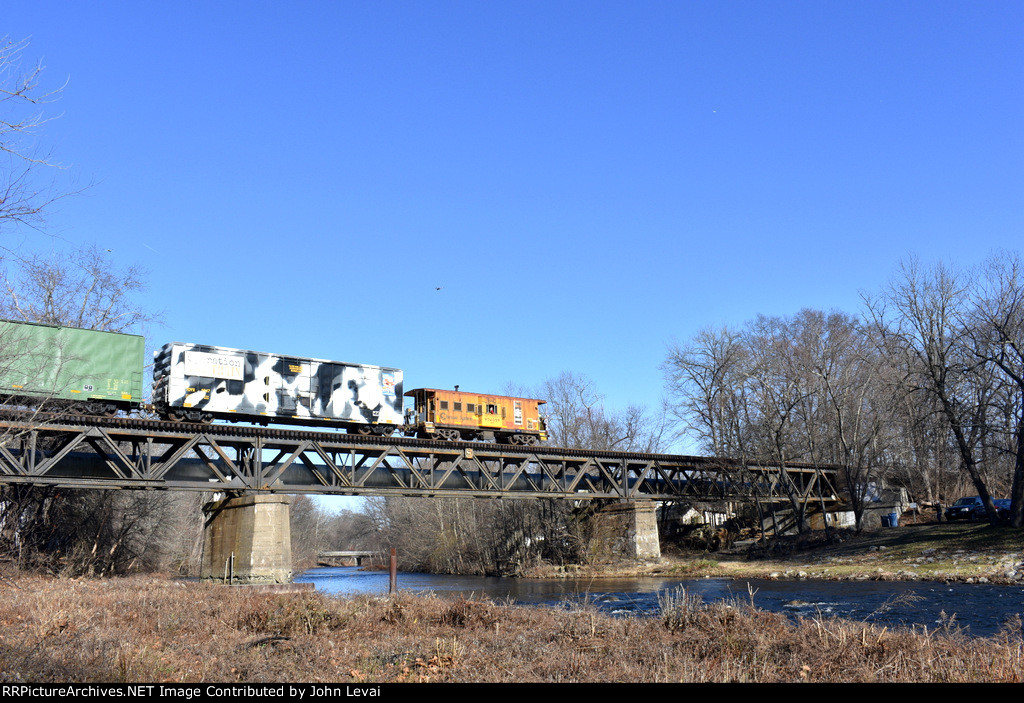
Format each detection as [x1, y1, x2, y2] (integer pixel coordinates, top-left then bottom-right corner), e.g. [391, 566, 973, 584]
[295, 566, 1024, 639]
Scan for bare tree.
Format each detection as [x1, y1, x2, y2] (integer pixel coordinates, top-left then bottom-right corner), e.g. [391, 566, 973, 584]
[1, 36, 70, 240]
[0, 39, 190, 575]
[663, 326, 749, 456]
[866, 259, 1002, 525]
[663, 254, 1024, 535]
[0, 486, 202, 575]
[365, 492, 588, 576]
[969, 253, 1024, 526]
[1, 245, 156, 332]
[0, 246, 164, 574]
[798, 311, 896, 531]
[541, 371, 667, 452]
[664, 310, 905, 534]
[741, 313, 826, 533]
[880, 335, 961, 504]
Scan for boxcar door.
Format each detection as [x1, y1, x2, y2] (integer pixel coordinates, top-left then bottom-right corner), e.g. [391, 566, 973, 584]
[275, 357, 311, 415]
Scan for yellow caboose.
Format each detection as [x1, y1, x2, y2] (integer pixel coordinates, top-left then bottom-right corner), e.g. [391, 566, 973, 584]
[404, 388, 547, 445]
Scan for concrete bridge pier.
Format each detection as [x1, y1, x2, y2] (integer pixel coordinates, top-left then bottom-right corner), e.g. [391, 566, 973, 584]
[201, 494, 293, 583]
[592, 501, 661, 561]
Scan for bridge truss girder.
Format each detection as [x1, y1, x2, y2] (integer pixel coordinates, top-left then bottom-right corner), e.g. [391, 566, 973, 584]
[0, 419, 841, 506]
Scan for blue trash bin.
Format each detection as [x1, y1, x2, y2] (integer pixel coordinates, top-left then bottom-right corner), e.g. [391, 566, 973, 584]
[888, 512, 899, 527]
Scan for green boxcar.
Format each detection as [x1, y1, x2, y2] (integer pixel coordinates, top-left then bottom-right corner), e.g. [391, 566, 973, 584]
[0, 319, 145, 411]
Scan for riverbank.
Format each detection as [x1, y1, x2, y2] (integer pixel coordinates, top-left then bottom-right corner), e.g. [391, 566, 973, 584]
[2, 522, 1021, 683]
[0, 571, 1020, 683]
[529, 522, 1024, 585]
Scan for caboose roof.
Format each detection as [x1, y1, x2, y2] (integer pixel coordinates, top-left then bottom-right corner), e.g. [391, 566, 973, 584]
[404, 388, 546, 404]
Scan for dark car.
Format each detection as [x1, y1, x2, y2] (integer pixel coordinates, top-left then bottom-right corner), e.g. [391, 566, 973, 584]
[945, 496, 986, 521]
[945, 496, 1013, 521]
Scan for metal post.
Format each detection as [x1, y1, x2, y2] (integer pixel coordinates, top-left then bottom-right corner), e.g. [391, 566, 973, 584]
[389, 548, 397, 594]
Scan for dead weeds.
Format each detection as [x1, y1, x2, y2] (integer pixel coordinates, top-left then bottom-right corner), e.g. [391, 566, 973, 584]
[0, 572, 1020, 683]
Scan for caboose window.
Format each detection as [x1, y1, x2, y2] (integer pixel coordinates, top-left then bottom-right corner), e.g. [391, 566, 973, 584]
[487, 404, 497, 414]
[440, 401, 449, 410]
[454, 402, 462, 412]
[466, 403, 475, 413]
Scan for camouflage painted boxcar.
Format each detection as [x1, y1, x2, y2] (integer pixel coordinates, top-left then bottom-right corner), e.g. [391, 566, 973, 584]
[403, 388, 547, 445]
[152, 342, 403, 432]
[0, 319, 145, 415]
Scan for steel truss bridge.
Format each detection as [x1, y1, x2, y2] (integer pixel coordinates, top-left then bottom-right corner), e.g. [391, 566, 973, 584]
[0, 416, 841, 507]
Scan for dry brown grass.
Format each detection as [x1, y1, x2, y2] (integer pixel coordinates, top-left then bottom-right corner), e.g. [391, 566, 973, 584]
[0, 573, 1020, 683]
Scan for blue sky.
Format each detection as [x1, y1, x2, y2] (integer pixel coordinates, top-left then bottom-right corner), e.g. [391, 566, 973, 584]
[6, 1, 1023, 463]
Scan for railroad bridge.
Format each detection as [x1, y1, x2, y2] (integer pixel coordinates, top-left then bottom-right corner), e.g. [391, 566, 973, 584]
[0, 415, 842, 582]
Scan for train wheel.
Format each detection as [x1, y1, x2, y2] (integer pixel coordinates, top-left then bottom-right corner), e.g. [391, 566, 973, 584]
[355, 425, 374, 436]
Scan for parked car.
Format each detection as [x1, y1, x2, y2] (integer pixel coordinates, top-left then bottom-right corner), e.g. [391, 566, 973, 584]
[945, 496, 1013, 522]
[945, 496, 986, 521]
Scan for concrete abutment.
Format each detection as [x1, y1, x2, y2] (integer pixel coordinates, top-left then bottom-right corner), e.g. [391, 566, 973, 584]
[591, 501, 661, 561]
[201, 494, 293, 583]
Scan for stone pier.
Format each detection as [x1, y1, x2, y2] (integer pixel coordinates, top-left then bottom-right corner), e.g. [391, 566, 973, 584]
[592, 501, 661, 560]
[201, 494, 293, 583]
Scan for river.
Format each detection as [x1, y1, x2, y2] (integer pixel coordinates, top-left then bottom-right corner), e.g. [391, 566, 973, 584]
[296, 566, 1024, 638]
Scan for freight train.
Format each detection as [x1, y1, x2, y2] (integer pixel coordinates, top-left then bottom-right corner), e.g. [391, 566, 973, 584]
[0, 319, 548, 445]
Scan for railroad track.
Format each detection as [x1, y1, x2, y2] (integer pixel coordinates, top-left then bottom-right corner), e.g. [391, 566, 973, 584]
[0, 409, 835, 473]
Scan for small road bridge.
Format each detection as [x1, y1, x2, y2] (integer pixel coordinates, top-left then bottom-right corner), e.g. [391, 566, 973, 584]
[317, 551, 379, 567]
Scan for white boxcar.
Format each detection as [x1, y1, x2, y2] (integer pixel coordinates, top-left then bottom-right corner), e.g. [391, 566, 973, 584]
[152, 342, 403, 433]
